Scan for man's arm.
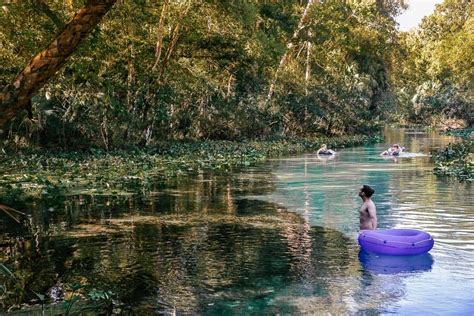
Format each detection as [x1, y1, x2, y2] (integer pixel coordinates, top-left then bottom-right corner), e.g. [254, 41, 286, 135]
[368, 203, 377, 229]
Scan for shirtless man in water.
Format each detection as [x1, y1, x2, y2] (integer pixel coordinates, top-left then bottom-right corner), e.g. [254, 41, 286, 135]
[359, 185, 377, 230]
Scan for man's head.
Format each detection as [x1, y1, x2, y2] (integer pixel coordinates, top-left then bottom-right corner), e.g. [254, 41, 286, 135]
[321, 144, 327, 149]
[359, 185, 374, 198]
[392, 144, 400, 150]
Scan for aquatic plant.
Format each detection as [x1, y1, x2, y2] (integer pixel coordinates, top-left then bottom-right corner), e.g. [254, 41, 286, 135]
[442, 128, 474, 139]
[433, 139, 474, 182]
[0, 135, 383, 206]
[0, 264, 116, 314]
[63, 284, 115, 315]
[0, 263, 46, 310]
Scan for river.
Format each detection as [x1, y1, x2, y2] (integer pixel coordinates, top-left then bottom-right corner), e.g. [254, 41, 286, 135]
[1, 128, 473, 315]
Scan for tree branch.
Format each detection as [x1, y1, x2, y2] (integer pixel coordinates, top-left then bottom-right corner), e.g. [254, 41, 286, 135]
[32, 0, 64, 29]
[0, 0, 117, 130]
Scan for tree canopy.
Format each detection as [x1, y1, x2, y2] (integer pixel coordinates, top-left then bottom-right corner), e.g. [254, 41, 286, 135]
[391, 0, 473, 127]
[0, 0, 472, 149]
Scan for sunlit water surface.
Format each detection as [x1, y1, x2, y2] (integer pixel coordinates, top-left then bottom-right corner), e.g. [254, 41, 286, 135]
[1, 128, 473, 315]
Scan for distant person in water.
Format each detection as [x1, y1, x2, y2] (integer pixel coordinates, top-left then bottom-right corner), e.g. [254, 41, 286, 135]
[380, 144, 402, 156]
[316, 144, 336, 155]
[359, 185, 377, 230]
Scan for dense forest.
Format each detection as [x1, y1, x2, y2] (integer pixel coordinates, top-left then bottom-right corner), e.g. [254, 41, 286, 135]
[1, 0, 470, 150]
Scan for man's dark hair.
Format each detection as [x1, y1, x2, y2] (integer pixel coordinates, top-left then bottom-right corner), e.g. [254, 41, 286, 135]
[361, 185, 375, 197]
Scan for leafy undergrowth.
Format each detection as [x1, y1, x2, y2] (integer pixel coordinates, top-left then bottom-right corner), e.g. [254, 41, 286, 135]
[442, 127, 474, 139]
[434, 129, 473, 182]
[0, 135, 383, 206]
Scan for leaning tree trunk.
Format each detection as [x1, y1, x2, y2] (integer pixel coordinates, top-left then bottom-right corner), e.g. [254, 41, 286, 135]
[0, 0, 117, 130]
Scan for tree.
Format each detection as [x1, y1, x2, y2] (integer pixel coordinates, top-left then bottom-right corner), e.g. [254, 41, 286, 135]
[1, 0, 406, 147]
[0, 0, 117, 130]
[391, 0, 473, 126]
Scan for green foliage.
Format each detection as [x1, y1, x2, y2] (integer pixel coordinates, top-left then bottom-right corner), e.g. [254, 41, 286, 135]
[443, 128, 474, 139]
[0, 1, 401, 147]
[266, 1, 399, 135]
[0, 264, 115, 314]
[0, 262, 46, 310]
[433, 139, 474, 182]
[0, 134, 383, 205]
[392, 1, 474, 126]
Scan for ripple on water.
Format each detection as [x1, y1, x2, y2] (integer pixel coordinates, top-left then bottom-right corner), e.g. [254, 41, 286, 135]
[262, 128, 473, 314]
[1, 128, 472, 315]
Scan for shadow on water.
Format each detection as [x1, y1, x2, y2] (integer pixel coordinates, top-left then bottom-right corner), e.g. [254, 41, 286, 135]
[1, 199, 360, 314]
[1, 170, 364, 314]
[358, 250, 434, 275]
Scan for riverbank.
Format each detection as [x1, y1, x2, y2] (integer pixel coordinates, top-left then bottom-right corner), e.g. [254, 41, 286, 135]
[0, 134, 383, 207]
[433, 128, 473, 182]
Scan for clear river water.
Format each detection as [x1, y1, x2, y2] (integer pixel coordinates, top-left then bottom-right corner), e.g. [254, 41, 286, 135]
[1, 128, 473, 315]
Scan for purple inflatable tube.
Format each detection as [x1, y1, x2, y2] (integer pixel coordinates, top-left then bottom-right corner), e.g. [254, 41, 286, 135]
[358, 229, 434, 256]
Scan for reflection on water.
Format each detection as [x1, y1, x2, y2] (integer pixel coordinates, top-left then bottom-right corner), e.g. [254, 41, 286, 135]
[1, 128, 473, 314]
[260, 127, 474, 314]
[358, 250, 434, 274]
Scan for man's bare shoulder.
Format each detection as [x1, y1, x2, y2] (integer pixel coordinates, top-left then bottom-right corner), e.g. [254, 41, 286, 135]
[367, 200, 376, 210]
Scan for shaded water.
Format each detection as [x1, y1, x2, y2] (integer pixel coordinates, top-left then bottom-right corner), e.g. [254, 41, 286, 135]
[1, 128, 473, 314]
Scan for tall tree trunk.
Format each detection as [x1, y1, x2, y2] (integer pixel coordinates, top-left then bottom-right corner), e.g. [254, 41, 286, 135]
[157, 22, 182, 83]
[0, 0, 117, 130]
[152, 0, 169, 71]
[264, 0, 317, 108]
[305, 40, 312, 96]
[156, 2, 192, 84]
[124, 58, 135, 141]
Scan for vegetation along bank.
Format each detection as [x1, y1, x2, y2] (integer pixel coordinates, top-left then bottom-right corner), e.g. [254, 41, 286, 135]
[433, 129, 474, 182]
[0, 135, 383, 208]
